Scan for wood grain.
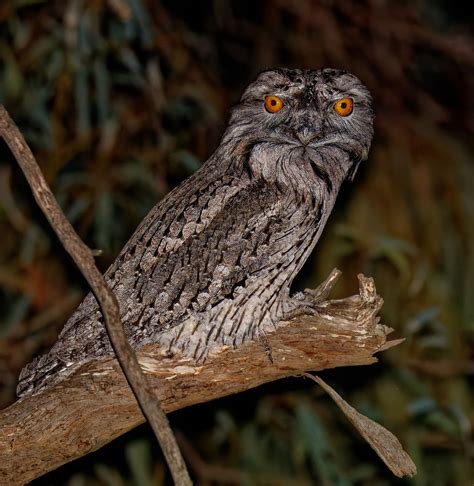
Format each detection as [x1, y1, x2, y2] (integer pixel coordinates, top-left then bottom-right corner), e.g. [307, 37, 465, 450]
[0, 273, 399, 485]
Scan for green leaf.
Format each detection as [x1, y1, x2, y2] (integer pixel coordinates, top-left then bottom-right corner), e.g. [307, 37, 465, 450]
[125, 438, 154, 486]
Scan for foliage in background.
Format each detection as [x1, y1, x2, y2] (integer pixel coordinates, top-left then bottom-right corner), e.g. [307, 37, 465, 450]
[0, 0, 472, 484]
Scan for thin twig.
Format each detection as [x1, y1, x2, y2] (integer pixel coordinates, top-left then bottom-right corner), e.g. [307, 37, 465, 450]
[0, 105, 191, 485]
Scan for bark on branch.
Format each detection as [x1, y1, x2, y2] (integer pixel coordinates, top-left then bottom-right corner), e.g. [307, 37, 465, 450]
[0, 105, 190, 484]
[0, 271, 405, 485]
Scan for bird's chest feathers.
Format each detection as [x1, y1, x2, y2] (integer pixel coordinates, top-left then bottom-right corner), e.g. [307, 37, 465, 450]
[248, 142, 334, 201]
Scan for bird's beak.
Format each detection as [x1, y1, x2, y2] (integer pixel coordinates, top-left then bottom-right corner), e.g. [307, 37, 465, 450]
[294, 125, 318, 145]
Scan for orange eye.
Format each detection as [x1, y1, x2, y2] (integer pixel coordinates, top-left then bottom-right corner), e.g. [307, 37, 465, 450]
[264, 95, 284, 113]
[334, 98, 353, 116]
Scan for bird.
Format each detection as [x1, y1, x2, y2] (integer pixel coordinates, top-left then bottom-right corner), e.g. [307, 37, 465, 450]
[17, 68, 374, 397]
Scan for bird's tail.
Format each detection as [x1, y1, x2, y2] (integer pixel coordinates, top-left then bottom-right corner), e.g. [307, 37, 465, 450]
[16, 353, 69, 397]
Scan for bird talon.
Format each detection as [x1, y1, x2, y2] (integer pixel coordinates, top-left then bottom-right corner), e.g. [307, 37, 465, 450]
[283, 302, 319, 320]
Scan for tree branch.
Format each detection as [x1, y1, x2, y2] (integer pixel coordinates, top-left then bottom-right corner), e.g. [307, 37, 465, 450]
[0, 272, 407, 485]
[0, 106, 191, 485]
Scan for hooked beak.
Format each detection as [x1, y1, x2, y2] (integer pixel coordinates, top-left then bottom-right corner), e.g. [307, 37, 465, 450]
[294, 125, 319, 146]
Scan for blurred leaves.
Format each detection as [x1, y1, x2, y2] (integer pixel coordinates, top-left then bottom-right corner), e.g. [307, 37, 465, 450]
[125, 439, 156, 486]
[0, 0, 473, 484]
[294, 402, 345, 485]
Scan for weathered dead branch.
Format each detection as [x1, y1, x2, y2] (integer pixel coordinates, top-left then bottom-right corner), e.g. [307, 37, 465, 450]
[0, 104, 191, 484]
[0, 272, 410, 485]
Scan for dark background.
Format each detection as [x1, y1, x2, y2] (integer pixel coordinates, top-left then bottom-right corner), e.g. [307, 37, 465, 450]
[0, 0, 473, 484]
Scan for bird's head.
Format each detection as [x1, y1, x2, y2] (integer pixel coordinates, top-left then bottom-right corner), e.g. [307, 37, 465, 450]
[222, 68, 374, 193]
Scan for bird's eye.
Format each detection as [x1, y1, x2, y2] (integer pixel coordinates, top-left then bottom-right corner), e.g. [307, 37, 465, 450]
[264, 95, 284, 113]
[334, 98, 353, 116]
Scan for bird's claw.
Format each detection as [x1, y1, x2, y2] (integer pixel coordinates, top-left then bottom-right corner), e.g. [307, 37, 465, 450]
[283, 292, 320, 320]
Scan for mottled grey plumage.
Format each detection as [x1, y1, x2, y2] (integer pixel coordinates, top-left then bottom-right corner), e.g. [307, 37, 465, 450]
[17, 68, 374, 397]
